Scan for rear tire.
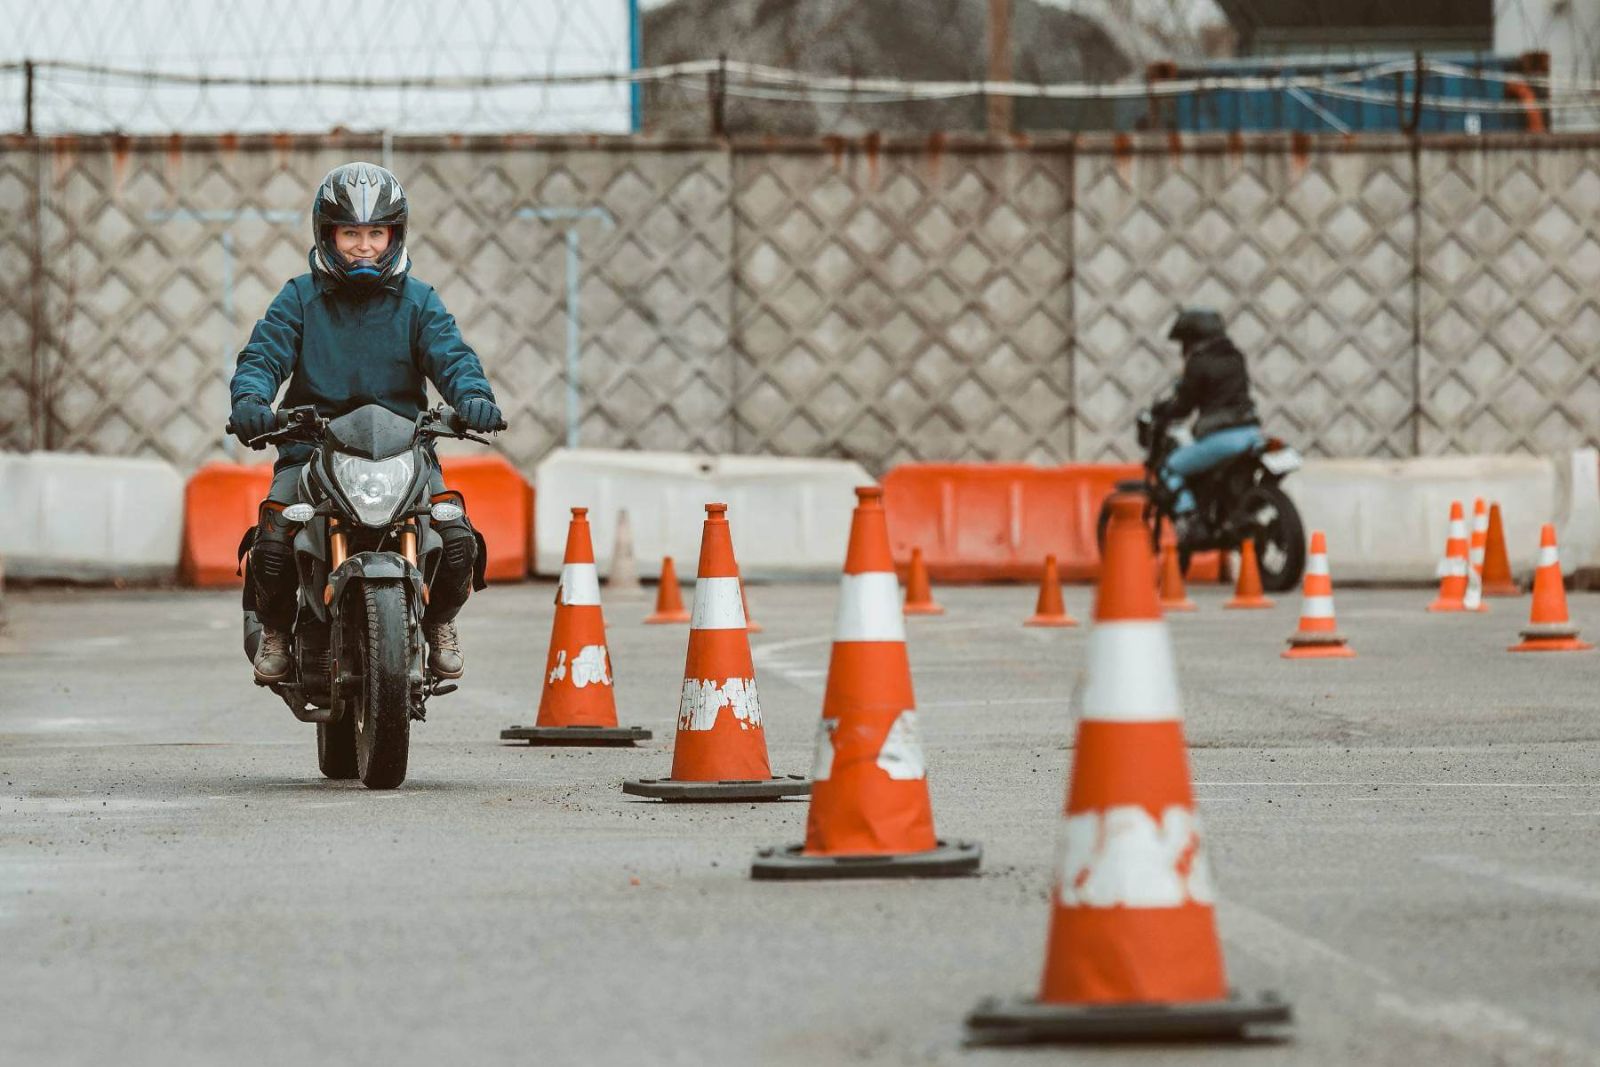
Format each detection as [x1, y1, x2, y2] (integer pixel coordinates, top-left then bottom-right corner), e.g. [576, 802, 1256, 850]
[317, 714, 358, 780]
[352, 583, 412, 790]
[1245, 484, 1306, 594]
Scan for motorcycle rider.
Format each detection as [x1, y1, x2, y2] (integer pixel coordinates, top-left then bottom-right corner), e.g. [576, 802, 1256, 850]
[1149, 307, 1263, 538]
[229, 162, 503, 684]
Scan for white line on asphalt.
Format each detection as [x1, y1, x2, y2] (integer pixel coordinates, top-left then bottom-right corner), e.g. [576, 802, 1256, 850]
[1195, 781, 1594, 788]
[918, 696, 1064, 708]
[1424, 853, 1600, 904]
[1220, 901, 1600, 1062]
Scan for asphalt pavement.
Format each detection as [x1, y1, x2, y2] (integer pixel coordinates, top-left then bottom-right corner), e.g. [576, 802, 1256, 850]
[3, 579, 1599, 1066]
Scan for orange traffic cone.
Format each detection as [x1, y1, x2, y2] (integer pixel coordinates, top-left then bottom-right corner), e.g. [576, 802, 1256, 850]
[903, 546, 944, 616]
[645, 555, 691, 624]
[624, 504, 808, 800]
[502, 508, 652, 745]
[1463, 497, 1489, 613]
[1158, 525, 1196, 613]
[1482, 502, 1519, 596]
[1224, 539, 1274, 610]
[967, 493, 1290, 1043]
[1428, 501, 1470, 612]
[752, 486, 980, 880]
[1283, 531, 1354, 659]
[1509, 525, 1592, 653]
[1025, 554, 1078, 627]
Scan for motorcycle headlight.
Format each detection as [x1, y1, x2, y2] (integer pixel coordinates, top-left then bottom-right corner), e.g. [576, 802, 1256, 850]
[331, 453, 415, 526]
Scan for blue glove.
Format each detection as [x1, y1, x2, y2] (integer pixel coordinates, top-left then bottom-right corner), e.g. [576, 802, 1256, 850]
[458, 396, 504, 433]
[230, 395, 276, 447]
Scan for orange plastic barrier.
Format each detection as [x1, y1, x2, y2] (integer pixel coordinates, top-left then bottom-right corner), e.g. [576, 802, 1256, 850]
[181, 455, 532, 587]
[180, 462, 274, 587]
[881, 463, 1220, 583]
[438, 454, 533, 583]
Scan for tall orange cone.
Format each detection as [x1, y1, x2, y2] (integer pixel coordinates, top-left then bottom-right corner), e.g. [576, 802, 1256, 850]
[624, 504, 808, 800]
[903, 546, 944, 616]
[752, 486, 980, 880]
[645, 555, 691, 624]
[1158, 524, 1196, 613]
[1482, 502, 1519, 596]
[1283, 531, 1354, 660]
[1509, 525, 1592, 653]
[1463, 497, 1489, 613]
[1025, 554, 1078, 627]
[967, 493, 1290, 1043]
[502, 508, 652, 745]
[1428, 501, 1470, 612]
[1224, 539, 1274, 610]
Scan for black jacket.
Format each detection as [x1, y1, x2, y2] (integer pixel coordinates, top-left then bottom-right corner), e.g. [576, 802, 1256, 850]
[1151, 336, 1259, 438]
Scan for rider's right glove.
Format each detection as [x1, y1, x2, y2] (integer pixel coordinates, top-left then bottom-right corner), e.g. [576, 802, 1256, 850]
[230, 395, 276, 448]
[457, 396, 504, 433]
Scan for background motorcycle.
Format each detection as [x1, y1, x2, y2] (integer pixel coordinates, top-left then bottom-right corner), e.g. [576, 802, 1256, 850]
[228, 403, 503, 789]
[1097, 408, 1306, 593]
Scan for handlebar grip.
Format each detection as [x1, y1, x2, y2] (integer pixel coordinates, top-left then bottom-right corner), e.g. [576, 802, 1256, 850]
[493, 418, 508, 432]
[275, 409, 296, 429]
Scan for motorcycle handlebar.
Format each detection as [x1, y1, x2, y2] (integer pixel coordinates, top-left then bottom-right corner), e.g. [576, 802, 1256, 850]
[434, 405, 507, 434]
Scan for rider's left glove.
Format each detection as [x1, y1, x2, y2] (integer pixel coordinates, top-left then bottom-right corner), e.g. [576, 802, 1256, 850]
[230, 395, 276, 448]
[458, 396, 504, 433]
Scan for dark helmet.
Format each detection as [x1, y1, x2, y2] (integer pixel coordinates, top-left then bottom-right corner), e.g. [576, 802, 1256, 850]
[310, 162, 409, 289]
[1167, 307, 1227, 345]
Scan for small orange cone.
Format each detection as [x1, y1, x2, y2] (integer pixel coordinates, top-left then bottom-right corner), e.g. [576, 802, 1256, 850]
[1509, 525, 1592, 653]
[645, 555, 691, 624]
[903, 546, 944, 616]
[966, 493, 1290, 1043]
[752, 486, 980, 880]
[1025, 554, 1078, 627]
[1463, 497, 1489, 613]
[1482, 502, 1519, 596]
[1224, 539, 1274, 610]
[502, 508, 652, 745]
[737, 564, 763, 634]
[1158, 524, 1196, 613]
[1428, 501, 1470, 612]
[623, 504, 808, 800]
[1283, 531, 1354, 660]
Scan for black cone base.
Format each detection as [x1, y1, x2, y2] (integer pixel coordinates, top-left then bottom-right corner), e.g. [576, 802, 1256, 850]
[750, 839, 981, 881]
[501, 724, 652, 747]
[622, 774, 810, 801]
[964, 991, 1292, 1045]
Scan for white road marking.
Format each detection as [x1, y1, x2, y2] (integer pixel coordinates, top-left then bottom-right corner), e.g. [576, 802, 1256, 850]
[1195, 781, 1595, 789]
[1221, 901, 1600, 1062]
[917, 696, 1063, 709]
[1424, 853, 1600, 905]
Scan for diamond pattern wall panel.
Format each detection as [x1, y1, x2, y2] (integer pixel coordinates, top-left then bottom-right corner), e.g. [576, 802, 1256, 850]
[0, 151, 35, 451]
[731, 148, 1072, 470]
[1417, 146, 1600, 455]
[1073, 145, 1416, 460]
[396, 147, 733, 470]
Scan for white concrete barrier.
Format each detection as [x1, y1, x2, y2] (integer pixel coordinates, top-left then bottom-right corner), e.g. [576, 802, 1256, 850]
[0, 451, 184, 581]
[1285, 449, 1600, 583]
[534, 449, 875, 579]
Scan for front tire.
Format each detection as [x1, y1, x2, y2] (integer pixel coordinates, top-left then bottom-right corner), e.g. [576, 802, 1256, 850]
[352, 582, 412, 790]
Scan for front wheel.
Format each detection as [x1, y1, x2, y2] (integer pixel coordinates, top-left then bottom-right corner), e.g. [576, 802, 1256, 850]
[1242, 483, 1305, 594]
[351, 582, 413, 790]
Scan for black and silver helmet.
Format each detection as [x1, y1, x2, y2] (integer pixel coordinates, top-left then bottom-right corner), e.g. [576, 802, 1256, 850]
[1167, 307, 1227, 345]
[310, 162, 410, 289]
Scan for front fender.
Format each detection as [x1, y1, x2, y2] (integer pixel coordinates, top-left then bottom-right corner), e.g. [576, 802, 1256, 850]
[329, 551, 427, 619]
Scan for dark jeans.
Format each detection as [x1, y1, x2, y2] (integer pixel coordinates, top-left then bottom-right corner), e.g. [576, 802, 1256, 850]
[249, 461, 478, 631]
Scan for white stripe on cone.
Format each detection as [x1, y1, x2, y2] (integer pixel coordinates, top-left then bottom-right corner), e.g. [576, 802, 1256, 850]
[558, 563, 601, 606]
[1301, 595, 1335, 618]
[689, 576, 746, 630]
[1539, 544, 1559, 568]
[1306, 554, 1330, 577]
[1079, 621, 1182, 723]
[1055, 805, 1216, 908]
[834, 572, 907, 642]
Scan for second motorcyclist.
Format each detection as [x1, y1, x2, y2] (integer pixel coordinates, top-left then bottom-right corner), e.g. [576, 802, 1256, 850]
[1150, 307, 1263, 540]
[229, 162, 503, 685]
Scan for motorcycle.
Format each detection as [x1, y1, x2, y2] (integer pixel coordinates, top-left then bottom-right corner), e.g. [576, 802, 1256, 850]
[1097, 409, 1307, 593]
[229, 402, 503, 789]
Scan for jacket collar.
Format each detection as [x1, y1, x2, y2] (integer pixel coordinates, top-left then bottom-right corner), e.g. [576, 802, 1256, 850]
[307, 248, 407, 297]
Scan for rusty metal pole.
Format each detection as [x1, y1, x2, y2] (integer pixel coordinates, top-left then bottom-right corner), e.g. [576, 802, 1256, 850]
[709, 53, 727, 138]
[986, 0, 1012, 135]
[23, 59, 34, 136]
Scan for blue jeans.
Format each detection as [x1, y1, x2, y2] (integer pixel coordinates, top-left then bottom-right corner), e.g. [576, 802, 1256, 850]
[1162, 425, 1264, 514]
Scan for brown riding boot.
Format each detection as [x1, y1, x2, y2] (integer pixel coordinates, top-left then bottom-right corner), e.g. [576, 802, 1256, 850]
[425, 620, 464, 679]
[253, 626, 292, 683]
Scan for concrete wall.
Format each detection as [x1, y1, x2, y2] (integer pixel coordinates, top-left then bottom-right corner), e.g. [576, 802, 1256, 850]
[2, 133, 1598, 476]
